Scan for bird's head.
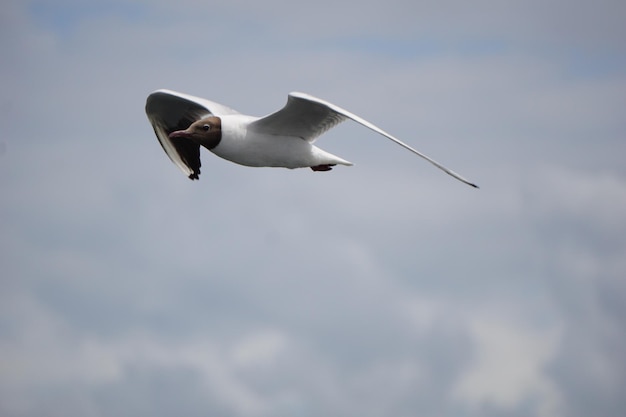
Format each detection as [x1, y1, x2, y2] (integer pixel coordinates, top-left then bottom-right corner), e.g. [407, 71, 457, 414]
[168, 116, 222, 149]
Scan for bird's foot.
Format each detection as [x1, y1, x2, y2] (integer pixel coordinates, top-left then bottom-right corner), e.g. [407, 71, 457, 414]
[310, 164, 335, 172]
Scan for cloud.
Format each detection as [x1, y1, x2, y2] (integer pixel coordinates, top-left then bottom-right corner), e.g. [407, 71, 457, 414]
[453, 314, 562, 416]
[1, 0, 625, 416]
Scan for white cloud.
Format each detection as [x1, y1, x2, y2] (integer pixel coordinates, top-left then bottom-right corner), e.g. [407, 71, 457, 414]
[453, 314, 563, 416]
[231, 329, 289, 369]
[1, 0, 625, 416]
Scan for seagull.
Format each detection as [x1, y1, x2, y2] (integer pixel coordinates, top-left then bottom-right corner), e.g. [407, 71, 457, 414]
[145, 89, 478, 188]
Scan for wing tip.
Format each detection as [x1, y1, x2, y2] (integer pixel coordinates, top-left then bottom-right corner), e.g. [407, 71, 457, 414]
[456, 176, 479, 189]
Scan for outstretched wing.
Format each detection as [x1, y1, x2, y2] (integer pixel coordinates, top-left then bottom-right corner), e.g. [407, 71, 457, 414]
[145, 89, 240, 179]
[250, 92, 478, 188]
[248, 93, 347, 142]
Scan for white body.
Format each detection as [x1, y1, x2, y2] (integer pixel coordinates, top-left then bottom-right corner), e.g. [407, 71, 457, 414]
[213, 115, 352, 169]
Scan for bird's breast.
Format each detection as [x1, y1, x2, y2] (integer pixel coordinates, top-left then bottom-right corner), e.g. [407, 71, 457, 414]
[212, 131, 314, 168]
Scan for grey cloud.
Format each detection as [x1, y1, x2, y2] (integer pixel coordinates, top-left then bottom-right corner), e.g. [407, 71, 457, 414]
[1, 0, 625, 416]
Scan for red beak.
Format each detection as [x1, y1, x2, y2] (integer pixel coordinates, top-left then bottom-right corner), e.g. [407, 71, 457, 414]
[168, 130, 190, 139]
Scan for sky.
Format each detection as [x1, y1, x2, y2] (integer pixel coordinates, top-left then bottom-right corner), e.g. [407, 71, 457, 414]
[1, 0, 625, 416]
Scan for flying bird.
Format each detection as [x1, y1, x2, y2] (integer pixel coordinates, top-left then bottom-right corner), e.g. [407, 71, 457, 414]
[145, 89, 478, 188]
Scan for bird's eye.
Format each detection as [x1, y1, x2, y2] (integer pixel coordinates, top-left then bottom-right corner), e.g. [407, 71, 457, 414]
[202, 124, 211, 131]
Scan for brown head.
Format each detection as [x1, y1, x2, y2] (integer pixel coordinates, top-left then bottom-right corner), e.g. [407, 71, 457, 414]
[168, 116, 222, 149]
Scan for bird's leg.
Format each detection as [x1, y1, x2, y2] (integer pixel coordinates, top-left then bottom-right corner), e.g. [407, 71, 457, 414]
[310, 164, 335, 172]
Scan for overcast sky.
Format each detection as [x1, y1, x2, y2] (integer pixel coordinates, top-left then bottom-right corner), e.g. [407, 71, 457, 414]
[1, 1, 625, 416]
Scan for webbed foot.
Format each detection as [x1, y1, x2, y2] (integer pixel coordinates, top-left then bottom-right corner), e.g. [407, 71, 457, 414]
[310, 164, 335, 172]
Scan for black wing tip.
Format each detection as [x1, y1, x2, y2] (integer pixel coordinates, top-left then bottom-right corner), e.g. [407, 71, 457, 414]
[188, 168, 200, 180]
